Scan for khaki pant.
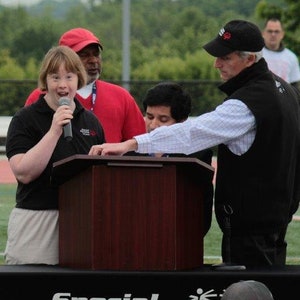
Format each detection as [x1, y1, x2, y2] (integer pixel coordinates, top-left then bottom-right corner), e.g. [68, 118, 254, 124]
[4, 208, 59, 265]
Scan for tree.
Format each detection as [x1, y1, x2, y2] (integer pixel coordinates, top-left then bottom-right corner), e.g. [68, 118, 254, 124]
[11, 22, 60, 67]
[0, 50, 25, 79]
[0, 0, 281, 116]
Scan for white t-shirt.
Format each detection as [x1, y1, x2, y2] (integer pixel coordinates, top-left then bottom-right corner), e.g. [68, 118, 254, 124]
[263, 47, 300, 84]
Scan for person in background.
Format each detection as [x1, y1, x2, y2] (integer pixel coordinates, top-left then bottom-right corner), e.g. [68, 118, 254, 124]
[131, 81, 214, 236]
[89, 20, 300, 268]
[262, 17, 300, 90]
[5, 45, 106, 265]
[25, 27, 146, 142]
[221, 280, 274, 300]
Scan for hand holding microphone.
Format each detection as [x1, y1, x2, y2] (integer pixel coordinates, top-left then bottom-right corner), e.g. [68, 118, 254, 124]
[58, 97, 73, 141]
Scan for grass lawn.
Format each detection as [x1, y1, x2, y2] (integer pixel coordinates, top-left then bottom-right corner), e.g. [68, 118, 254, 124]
[0, 184, 16, 264]
[204, 208, 300, 265]
[0, 183, 299, 265]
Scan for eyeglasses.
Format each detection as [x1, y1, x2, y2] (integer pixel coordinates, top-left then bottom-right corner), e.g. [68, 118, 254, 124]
[265, 30, 282, 34]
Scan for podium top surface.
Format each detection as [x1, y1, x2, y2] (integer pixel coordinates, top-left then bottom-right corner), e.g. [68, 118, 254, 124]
[52, 154, 214, 185]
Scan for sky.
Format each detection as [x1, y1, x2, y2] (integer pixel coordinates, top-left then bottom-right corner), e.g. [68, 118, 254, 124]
[1, 0, 89, 6]
[1, 0, 42, 5]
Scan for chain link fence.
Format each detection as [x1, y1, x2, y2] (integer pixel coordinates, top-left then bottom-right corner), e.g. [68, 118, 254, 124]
[0, 79, 224, 117]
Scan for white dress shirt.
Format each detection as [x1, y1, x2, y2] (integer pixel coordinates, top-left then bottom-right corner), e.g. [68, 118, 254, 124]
[135, 99, 256, 156]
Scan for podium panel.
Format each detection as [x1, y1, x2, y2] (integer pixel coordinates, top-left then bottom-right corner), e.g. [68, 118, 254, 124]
[53, 155, 214, 271]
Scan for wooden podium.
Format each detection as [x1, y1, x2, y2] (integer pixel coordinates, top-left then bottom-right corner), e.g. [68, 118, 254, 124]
[52, 154, 214, 271]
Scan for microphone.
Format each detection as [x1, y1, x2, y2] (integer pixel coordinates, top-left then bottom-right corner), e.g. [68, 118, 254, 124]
[58, 97, 73, 141]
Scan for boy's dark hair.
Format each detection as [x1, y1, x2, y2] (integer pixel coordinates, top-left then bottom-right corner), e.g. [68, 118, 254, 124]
[142, 82, 192, 122]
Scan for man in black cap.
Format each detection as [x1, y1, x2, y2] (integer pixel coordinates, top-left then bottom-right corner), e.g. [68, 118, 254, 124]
[89, 20, 300, 268]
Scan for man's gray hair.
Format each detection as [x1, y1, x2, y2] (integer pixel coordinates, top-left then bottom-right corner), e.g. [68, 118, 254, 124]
[238, 50, 263, 62]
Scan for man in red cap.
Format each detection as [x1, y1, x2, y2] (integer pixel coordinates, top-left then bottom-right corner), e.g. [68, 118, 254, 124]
[25, 28, 146, 142]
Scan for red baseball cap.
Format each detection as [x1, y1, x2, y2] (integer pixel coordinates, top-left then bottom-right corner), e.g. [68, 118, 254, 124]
[59, 28, 103, 52]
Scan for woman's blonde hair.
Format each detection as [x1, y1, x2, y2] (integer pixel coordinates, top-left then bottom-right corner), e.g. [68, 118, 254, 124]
[38, 45, 87, 91]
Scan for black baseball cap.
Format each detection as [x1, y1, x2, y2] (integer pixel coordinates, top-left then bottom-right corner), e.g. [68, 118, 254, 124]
[203, 20, 265, 57]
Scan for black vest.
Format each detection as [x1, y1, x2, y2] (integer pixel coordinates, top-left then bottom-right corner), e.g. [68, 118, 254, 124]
[215, 59, 300, 235]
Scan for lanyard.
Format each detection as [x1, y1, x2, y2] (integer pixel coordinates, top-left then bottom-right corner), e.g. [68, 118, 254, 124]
[91, 82, 97, 111]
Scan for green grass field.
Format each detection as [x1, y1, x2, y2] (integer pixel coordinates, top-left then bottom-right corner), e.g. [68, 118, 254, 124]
[0, 183, 299, 265]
